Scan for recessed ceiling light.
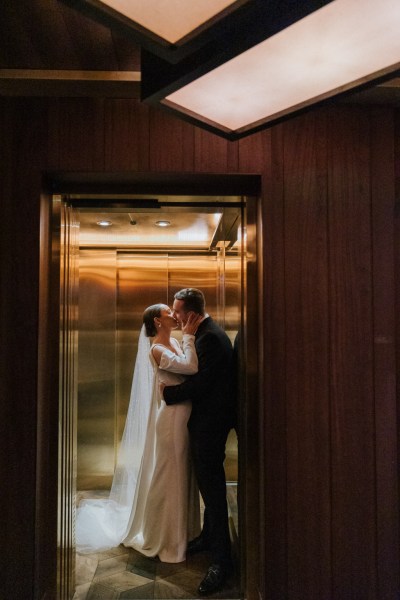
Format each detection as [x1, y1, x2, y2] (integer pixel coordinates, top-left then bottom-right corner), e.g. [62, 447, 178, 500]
[155, 220, 171, 227]
[97, 219, 113, 227]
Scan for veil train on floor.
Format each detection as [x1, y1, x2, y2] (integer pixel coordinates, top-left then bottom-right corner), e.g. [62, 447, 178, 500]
[75, 325, 154, 553]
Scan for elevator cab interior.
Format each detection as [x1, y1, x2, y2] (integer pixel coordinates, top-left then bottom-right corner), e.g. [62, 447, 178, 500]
[62, 194, 245, 598]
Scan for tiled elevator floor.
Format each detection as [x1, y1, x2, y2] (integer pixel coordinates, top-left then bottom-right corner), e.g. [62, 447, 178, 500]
[74, 485, 240, 600]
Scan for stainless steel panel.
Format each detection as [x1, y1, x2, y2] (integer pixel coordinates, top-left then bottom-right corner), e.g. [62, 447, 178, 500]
[223, 252, 241, 342]
[224, 252, 241, 483]
[77, 249, 117, 490]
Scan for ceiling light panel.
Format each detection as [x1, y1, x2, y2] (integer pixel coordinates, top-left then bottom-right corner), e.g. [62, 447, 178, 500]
[89, 0, 245, 44]
[144, 0, 400, 138]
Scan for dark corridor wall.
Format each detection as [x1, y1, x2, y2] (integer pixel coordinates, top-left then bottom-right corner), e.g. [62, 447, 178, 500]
[0, 97, 399, 600]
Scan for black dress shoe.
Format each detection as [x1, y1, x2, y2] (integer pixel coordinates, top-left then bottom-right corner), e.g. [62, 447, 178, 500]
[186, 535, 209, 555]
[198, 563, 226, 595]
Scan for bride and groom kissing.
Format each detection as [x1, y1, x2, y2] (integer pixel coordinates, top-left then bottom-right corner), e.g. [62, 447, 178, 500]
[76, 287, 236, 596]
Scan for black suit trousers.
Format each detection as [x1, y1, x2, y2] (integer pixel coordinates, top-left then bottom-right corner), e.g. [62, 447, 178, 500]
[190, 421, 232, 567]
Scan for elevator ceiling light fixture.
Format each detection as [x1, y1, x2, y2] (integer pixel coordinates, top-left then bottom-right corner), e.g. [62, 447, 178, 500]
[155, 220, 171, 227]
[142, 0, 400, 140]
[97, 219, 113, 227]
[61, 0, 252, 62]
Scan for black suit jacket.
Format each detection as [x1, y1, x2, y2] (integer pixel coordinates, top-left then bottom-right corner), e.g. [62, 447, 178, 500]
[163, 317, 234, 431]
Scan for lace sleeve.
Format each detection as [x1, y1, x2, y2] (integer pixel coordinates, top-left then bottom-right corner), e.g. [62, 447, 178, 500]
[159, 334, 198, 375]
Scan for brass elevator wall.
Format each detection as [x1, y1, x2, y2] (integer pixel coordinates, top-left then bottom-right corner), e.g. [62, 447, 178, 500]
[77, 250, 240, 490]
[77, 250, 117, 489]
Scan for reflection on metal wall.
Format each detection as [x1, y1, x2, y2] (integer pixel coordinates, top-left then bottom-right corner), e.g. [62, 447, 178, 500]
[167, 253, 219, 320]
[77, 250, 116, 490]
[225, 255, 241, 330]
[77, 249, 241, 490]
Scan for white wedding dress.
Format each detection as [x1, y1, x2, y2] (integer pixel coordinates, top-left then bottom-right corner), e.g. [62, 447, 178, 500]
[76, 329, 200, 562]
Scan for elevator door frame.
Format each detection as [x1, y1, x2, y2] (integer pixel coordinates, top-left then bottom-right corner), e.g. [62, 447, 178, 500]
[38, 174, 263, 600]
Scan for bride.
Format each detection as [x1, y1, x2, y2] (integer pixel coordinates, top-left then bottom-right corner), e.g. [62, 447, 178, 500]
[76, 303, 202, 562]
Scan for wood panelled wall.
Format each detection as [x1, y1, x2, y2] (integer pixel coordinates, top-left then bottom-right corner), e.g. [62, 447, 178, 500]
[0, 97, 399, 600]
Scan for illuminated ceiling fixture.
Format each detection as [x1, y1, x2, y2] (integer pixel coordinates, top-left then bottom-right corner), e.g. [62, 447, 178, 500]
[97, 219, 113, 227]
[155, 220, 171, 227]
[61, 0, 252, 61]
[142, 0, 400, 139]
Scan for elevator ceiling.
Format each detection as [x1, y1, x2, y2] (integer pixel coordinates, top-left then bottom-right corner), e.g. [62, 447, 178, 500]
[77, 198, 242, 249]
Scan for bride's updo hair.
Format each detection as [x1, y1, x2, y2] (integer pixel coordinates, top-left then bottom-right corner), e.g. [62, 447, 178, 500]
[143, 304, 165, 337]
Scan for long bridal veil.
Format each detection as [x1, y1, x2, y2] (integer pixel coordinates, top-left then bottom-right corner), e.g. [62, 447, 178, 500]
[76, 325, 154, 553]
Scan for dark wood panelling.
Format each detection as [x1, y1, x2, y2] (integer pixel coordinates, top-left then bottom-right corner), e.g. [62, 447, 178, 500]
[0, 0, 140, 70]
[0, 97, 48, 600]
[262, 124, 288, 600]
[0, 4, 42, 67]
[194, 127, 235, 173]
[370, 108, 399, 597]
[237, 128, 271, 599]
[238, 129, 270, 174]
[227, 139, 239, 173]
[328, 107, 377, 598]
[283, 111, 331, 598]
[1, 98, 399, 600]
[149, 108, 195, 172]
[110, 31, 141, 71]
[59, 3, 119, 71]
[47, 98, 105, 171]
[105, 99, 150, 171]
[395, 114, 400, 600]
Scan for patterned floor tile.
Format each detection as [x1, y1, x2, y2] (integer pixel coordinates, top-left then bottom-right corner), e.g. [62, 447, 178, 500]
[86, 581, 120, 599]
[154, 577, 197, 599]
[119, 581, 155, 599]
[185, 552, 211, 575]
[127, 549, 159, 580]
[95, 570, 153, 593]
[158, 569, 202, 598]
[96, 545, 130, 560]
[155, 560, 187, 580]
[94, 553, 130, 579]
[76, 485, 241, 600]
[73, 582, 92, 600]
[76, 554, 99, 585]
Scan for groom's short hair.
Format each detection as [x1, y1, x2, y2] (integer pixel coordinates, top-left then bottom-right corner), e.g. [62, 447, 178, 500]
[174, 288, 205, 315]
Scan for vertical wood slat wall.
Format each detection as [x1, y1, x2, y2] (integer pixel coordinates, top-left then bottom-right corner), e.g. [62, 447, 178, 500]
[0, 97, 399, 600]
[329, 108, 377, 597]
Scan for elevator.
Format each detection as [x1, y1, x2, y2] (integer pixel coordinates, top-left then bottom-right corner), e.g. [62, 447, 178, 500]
[76, 200, 242, 490]
[55, 191, 259, 599]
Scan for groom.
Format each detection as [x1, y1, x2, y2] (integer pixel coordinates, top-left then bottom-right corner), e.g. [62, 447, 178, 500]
[162, 288, 235, 595]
